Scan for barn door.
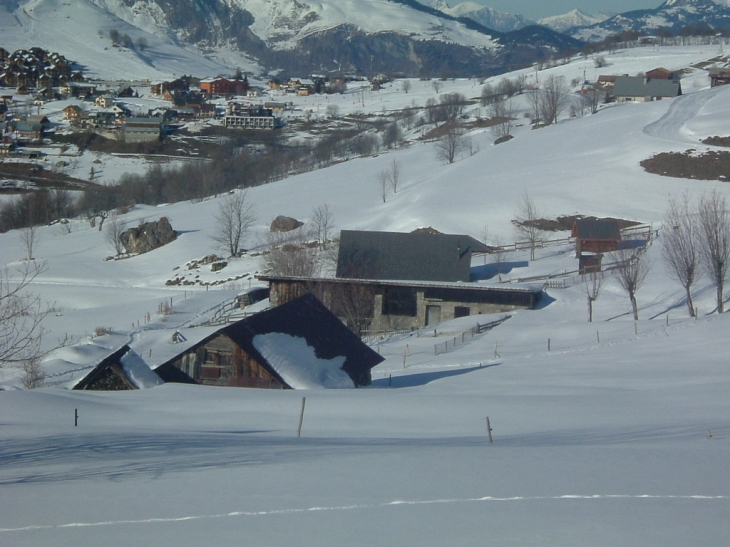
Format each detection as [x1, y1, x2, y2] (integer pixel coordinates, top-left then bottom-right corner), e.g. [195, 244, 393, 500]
[426, 305, 441, 326]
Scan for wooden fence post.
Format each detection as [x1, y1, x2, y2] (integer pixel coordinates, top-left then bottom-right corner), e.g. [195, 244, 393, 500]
[486, 417, 493, 443]
[297, 397, 306, 438]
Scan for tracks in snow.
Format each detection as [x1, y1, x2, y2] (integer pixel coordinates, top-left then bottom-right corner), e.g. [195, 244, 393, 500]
[2, 494, 728, 533]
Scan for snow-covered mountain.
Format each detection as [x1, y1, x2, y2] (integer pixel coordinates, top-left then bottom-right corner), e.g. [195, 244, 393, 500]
[538, 9, 610, 34]
[0, 0, 583, 78]
[427, 1, 535, 32]
[572, 0, 730, 41]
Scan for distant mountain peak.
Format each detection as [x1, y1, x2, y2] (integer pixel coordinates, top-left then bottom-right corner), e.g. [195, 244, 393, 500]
[571, 0, 730, 41]
[538, 9, 609, 34]
[425, 0, 535, 32]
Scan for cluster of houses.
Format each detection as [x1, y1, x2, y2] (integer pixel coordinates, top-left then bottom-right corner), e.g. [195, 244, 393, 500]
[268, 74, 351, 95]
[592, 67, 682, 102]
[1, 106, 54, 151]
[0, 47, 83, 100]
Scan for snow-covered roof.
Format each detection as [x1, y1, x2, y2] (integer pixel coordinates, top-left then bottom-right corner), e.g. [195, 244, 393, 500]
[253, 332, 354, 389]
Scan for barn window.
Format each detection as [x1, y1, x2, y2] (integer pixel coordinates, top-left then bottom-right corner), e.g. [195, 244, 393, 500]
[382, 286, 417, 316]
[454, 306, 470, 318]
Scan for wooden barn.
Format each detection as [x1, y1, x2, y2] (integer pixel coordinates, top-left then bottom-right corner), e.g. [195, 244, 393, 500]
[159, 293, 383, 389]
[73, 345, 164, 391]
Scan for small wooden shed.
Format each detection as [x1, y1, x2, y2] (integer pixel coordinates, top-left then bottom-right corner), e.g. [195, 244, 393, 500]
[572, 219, 621, 255]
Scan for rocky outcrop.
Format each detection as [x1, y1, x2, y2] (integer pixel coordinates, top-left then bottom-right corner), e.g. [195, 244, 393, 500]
[120, 217, 177, 254]
[270, 215, 303, 232]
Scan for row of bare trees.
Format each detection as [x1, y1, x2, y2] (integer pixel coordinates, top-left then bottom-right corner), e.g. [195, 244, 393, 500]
[662, 191, 730, 315]
[585, 190, 730, 322]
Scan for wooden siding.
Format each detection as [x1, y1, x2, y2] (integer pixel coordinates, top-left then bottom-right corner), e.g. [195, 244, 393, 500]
[577, 239, 619, 254]
[80, 364, 135, 391]
[169, 333, 286, 389]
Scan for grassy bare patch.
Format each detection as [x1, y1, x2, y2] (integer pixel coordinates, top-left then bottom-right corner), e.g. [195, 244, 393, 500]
[641, 150, 730, 181]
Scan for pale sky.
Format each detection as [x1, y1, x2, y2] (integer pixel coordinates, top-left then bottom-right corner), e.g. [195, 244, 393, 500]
[470, 1, 662, 20]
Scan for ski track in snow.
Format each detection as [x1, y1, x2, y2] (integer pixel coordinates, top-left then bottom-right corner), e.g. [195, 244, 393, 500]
[2, 494, 728, 533]
[643, 85, 725, 143]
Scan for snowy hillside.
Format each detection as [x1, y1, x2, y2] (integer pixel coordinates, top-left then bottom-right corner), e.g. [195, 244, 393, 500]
[2, 45, 730, 546]
[0, 0, 245, 80]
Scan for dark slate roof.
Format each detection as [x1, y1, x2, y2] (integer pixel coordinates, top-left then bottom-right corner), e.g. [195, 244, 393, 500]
[336, 230, 489, 283]
[222, 293, 383, 387]
[573, 219, 621, 241]
[613, 76, 681, 99]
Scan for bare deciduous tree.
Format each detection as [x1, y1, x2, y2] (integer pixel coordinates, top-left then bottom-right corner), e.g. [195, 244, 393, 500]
[435, 123, 466, 164]
[698, 190, 730, 313]
[432, 80, 443, 94]
[613, 248, 649, 321]
[539, 75, 570, 125]
[388, 159, 401, 193]
[583, 272, 603, 322]
[662, 194, 699, 317]
[0, 262, 51, 368]
[492, 238, 507, 281]
[489, 96, 515, 140]
[513, 192, 543, 261]
[439, 92, 467, 121]
[19, 225, 39, 261]
[525, 86, 541, 123]
[105, 212, 127, 256]
[311, 204, 335, 250]
[329, 282, 375, 336]
[377, 170, 389, 203]
[480, 83, 496, 107]
[211, 191, 257, 257]
[377, 159, 402, 197]
[381, 122, 402, 149]
[20, 356, 46, 389]
[582, 87, 603, 115]
[79, 187, 116, 231]
[401, 80, 412, 94]
[261, 228, 320, 278]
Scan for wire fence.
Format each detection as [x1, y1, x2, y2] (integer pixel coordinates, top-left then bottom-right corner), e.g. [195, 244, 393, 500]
[484, 314, 693, 361]
[433, 316, 511, 356]
[374, 313, 701, 369]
